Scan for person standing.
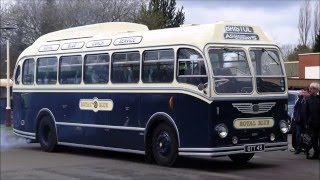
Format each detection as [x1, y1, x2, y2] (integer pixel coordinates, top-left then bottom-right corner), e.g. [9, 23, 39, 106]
[293, 90, 309, 154]
[305, 82, 320, 160]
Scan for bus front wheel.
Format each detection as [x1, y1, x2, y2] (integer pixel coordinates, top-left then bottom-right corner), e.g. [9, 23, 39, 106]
[37, 116, 58, 152]
[228, 153, 254, 164]
[152, 123, 178, 166]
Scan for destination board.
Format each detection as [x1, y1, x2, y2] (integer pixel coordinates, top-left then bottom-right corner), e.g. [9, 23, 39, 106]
[224, 25, 259, 41]
[86, 39, 111, 48]
[38, 44, 60, 52]
[61, 42, 85, 50]
[114, 36, 142, 45]
[224, 33, 259, 40]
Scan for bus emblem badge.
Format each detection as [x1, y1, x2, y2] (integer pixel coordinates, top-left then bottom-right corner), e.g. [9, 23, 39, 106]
[252, 104, 259, 112]
[93, 101, 98, 109]
[79, 98, 114, 112]
[232, 102, 276, 114]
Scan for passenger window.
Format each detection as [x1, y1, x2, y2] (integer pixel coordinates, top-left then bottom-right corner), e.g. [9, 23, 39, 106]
[84, 54, 109, 84]
[59, 56, 82, 84]
[15, 65, 21, 85]
[22, 59, 35, 85]
[37, 57, 57, 85]
[142, 49, 174, 83]
[111, 52, 140, 83]
[177, 48, 207, 86]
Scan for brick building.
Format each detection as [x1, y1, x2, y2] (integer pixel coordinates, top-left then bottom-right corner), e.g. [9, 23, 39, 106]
[287, 53, 320, 89]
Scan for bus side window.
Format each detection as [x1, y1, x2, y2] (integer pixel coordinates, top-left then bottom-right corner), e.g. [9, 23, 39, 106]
[15, 65, 21, 85]
[22, 59, 35, 85]
[111, 52, 139, 83]
[37, 57, 57, 85]
[142, 49, 174, 83]
[84, 54, 109, 84]
[59, 56, 82, 84]
[177, 48, 207, 86]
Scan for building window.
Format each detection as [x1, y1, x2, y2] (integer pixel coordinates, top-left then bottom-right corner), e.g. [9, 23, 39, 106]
[177, 48, 207, 86]
[37, 57, 58, 85]
[111, 51, 140, 83]
[84, 54, 109, 84]
[22, 59, 35, 85]
[142, 49, 174, 83]
[15, 65, 21, 85]
[59, 56, 82, 84]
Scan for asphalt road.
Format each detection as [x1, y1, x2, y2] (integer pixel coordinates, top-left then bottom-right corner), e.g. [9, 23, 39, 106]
[1, 130, 319, 180]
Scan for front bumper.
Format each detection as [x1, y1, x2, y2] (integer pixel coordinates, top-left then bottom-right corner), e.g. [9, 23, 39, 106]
[178, 142, 288, 157]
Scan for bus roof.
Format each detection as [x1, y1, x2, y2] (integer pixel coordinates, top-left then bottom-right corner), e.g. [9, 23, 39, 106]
[17, 21, 274, 61]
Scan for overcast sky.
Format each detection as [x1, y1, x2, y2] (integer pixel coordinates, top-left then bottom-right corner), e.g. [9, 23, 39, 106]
[176, 0, 318, 45]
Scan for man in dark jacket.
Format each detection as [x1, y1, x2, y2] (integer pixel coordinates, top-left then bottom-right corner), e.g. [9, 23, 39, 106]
[305, 82, 320, 160]
[293, 91, 309, 154]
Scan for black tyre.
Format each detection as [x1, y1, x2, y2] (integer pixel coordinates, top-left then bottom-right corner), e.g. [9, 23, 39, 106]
[228, 153, 254, 164]
[152, 123, 178, 166]
[37, 116, 58, 152]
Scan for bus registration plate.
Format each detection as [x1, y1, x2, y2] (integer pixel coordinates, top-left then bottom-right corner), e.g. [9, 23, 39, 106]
[245, 144, 265, 152]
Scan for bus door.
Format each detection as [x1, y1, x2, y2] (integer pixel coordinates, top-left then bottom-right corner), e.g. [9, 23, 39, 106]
[81, 53, 111, 146]
[108, 51, 142, 150]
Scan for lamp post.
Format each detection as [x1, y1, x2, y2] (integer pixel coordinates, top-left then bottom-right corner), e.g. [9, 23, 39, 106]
[1, 26, 17, 127]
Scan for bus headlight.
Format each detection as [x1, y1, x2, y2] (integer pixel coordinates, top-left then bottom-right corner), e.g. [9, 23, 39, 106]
[279, 120, 289, 134]
[215, 124, 228, 138]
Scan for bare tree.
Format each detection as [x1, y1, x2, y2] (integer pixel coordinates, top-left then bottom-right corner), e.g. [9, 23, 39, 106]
[58, 0, 143, 28]
[312, 1, 319, 46]
[298, 0, 311, 46]
[280, 44, 294, 61]
[0, 0, 143, 78]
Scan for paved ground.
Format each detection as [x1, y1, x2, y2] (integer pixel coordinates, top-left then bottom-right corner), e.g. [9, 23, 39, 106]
[1, 130, 319, 180]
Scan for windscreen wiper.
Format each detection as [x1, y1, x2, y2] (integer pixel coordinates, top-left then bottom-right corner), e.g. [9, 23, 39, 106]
[262, 48, 279, 65]
[222, 48, 247, 59]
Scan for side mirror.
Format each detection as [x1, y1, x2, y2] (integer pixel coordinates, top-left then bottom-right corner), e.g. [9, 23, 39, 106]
[198, 83, 205, 91]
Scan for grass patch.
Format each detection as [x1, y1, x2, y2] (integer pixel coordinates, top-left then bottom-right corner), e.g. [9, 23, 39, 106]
[0, 124, 13, 131]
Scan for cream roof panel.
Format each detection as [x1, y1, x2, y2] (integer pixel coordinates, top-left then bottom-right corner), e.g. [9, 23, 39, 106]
[17, 21, 274, 61]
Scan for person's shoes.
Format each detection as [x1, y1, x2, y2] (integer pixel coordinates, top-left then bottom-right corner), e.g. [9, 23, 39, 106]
[307, 156, 318, 160]
[294, 149, 302, 154]
[307, 153, 319, 160]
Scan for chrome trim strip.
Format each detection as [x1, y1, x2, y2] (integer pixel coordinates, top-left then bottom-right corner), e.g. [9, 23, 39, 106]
[179, 142, 288, 152]
[179, 150, 245, 156]
[179, 144, 288, 157]
[265, 142, 288, 147]
[13, 87, 287, 101]
[265, 146, 288, 151]
[179, 146, 244, 152]
[13, 128, 36, 136]
[13, 131, 36, 140]
[58, 142, 145, 155]
[55, 122, 145, 131]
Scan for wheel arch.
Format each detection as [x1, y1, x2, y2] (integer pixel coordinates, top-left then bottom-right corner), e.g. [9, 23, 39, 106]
[144, 112, 180, 147]
[35, 108, 57, 141]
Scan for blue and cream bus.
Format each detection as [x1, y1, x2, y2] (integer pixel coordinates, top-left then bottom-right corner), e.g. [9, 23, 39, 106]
[12, 22, 288, 166]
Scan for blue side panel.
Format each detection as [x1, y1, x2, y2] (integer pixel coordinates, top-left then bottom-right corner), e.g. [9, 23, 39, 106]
[13, 90, 287, 151]
[176, 94, 210, 148]
[140, 93, 177, 126]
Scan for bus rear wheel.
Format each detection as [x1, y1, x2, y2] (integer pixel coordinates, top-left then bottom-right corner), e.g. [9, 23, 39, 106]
[228, 153, 254, 164]
[152, 123, 178, 166]
[38, 116, 58, 152]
